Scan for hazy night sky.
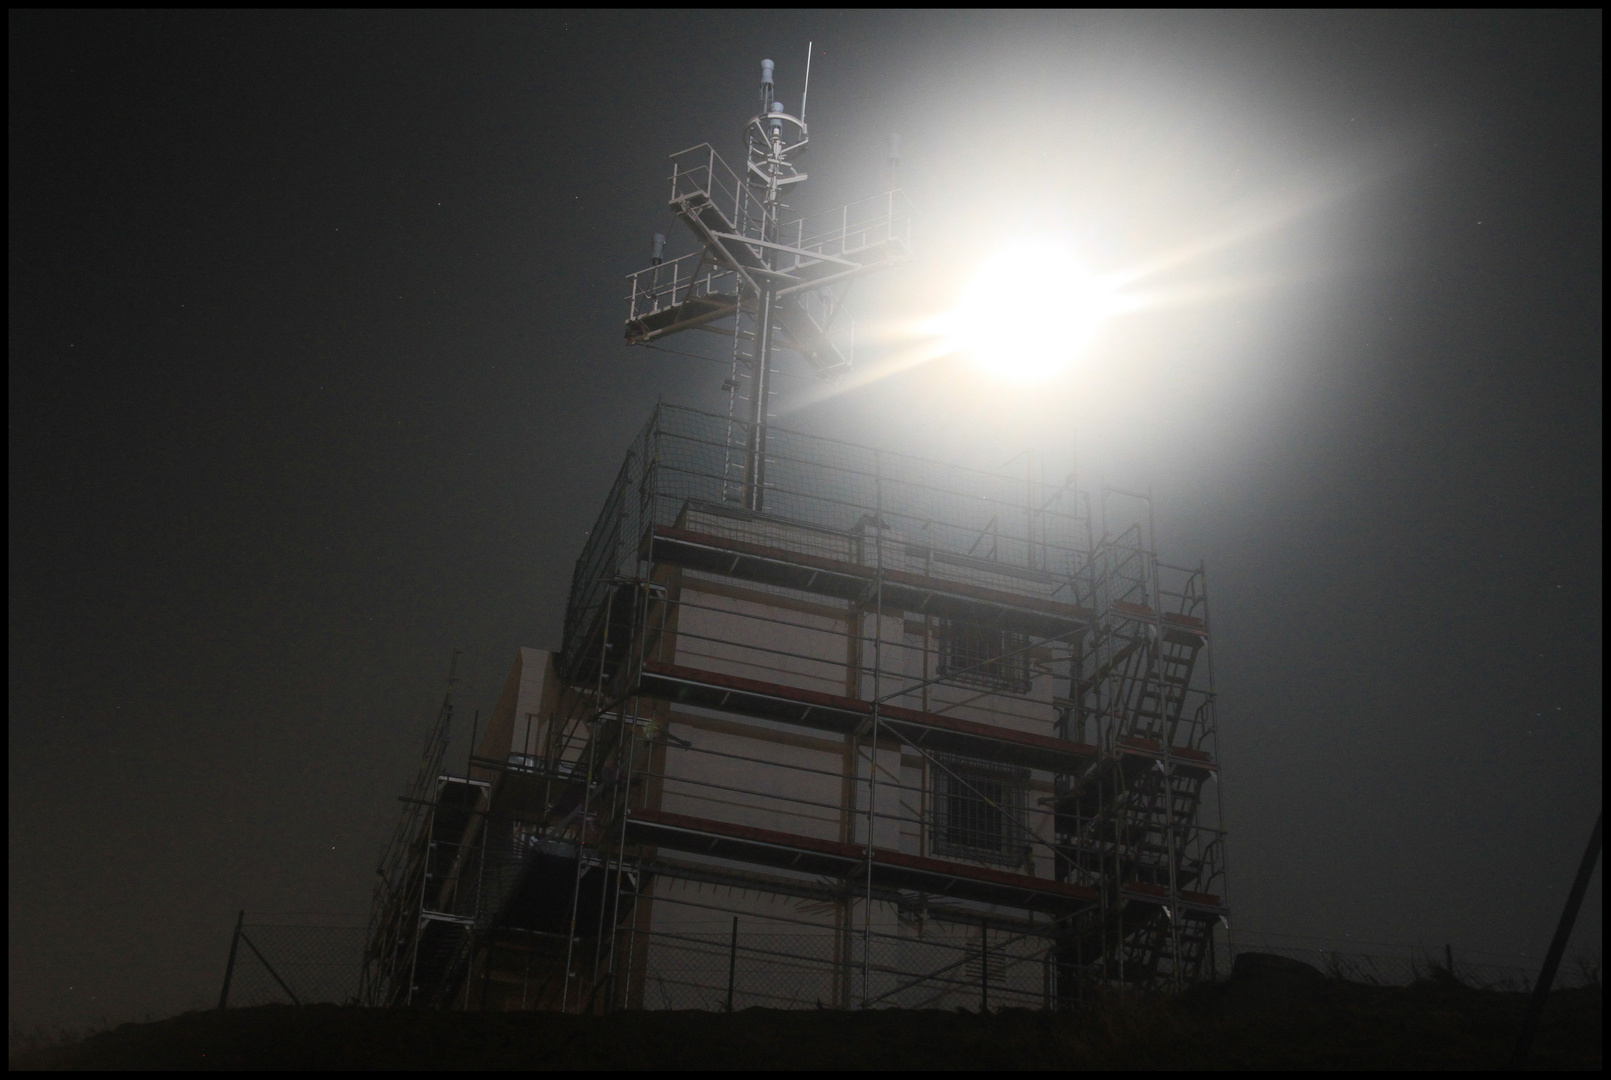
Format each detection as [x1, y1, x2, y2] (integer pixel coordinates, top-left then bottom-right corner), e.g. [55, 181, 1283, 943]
[9, 10, 1600, 1031]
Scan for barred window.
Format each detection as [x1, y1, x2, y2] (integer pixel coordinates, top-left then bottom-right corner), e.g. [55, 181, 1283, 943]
[937, 620, 1032, 694]
[931, 756, 1029, 867]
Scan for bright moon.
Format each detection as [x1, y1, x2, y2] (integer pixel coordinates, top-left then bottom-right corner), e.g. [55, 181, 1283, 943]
[954, 240, 1123, 381]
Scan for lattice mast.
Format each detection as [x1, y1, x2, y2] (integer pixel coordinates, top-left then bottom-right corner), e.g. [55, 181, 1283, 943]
[622, 52, 912, 510]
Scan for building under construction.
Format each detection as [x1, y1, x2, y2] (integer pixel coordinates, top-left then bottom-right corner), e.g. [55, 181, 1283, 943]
[362, 403, 1229, 1011]
[362, 57, 1229, 1013]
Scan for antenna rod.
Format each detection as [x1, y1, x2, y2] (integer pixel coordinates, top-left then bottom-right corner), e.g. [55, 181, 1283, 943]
[800, 42, 812, 123]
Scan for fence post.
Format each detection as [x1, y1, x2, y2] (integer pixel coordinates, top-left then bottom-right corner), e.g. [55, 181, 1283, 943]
[1511, 811, 1603, 1069]
[235, 925, 303, 1006]
[217, 910, 245, 1010]
[727, 917, 738, 1012]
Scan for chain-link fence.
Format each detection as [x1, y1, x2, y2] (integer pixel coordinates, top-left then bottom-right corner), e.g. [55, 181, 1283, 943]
[217, 913, 366, 1009]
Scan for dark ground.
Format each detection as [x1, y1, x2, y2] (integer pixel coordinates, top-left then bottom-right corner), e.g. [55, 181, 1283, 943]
[9, 975, 1601, 1071]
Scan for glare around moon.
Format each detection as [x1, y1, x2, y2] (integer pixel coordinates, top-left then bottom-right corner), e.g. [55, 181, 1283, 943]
[954, 240, 1123, 381]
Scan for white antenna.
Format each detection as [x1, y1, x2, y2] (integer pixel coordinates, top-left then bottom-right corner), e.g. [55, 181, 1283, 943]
[800, 41, 813, 123]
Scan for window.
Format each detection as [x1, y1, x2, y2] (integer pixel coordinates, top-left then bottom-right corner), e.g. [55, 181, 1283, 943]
[931, 756, 1029, 867]
[937, 620, 1032, 694]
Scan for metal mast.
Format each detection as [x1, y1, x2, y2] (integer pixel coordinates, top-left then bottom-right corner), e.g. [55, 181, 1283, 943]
[622, 55, 913, 510]
[741, 59, 807, 509]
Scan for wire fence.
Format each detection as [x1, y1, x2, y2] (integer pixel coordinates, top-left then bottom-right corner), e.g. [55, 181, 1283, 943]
[218, 914, 366, 1009]
[1217, 930, 1602, 993]
[626, 925, 1602, 1010]
[217, 911, 1599, 1013]
[625, 923, 1055, 1013]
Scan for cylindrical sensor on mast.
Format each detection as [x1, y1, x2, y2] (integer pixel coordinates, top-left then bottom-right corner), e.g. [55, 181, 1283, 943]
[651, 233, 665, 265]
[760, 59, 774, 111]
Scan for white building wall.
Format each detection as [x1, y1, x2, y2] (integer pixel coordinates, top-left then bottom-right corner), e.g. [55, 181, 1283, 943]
[674, 577, 850, 697]
[657, 712, 844, 843]
[629, 513, 1068, 1009]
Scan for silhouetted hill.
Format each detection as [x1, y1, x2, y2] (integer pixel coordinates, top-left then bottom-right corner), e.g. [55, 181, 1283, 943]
[11, 975, 1600, 1071]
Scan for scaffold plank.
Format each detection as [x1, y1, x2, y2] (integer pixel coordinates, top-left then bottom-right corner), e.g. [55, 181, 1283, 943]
[637, 660, 1099, 772]
[649, 525, 1095, 638]
[624, 807, 1097, 913]
[625, 293, 740, 344]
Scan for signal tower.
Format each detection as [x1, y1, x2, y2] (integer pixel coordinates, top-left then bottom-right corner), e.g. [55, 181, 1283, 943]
[622, 54, 913, 510]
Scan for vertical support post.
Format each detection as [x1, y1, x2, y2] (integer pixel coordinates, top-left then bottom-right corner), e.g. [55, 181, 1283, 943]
[217, 909, 245, 1010]
[980, 917, 989, 1013]
[600, 697, 644, 1013]
[623, 866, 644, 1012]
[1076, 907, 1085, 1008]
[562, 719, 601, 1014]
[727, 916, 739, 1012]
[745, 282, 777, 511]
[1200, 563, 1233, 979]
[595, 448, 659, 1009]
[1114, 769, 1125, 992]
[564, 586, 615, 1014]
[1510, 811, 1603, 1069]
[743, 78, 781, 514]
[1163, 761, 1182, 992]
[407, 815, 434, 1006]
[480, 932, 494, 1011]
[462, 928, 474, 1011]
[862, 450, 884, 1006]
[723, 288, 749, 503]
[1026, 450, 1036, 571]
[1043, 944, 1052, 1010]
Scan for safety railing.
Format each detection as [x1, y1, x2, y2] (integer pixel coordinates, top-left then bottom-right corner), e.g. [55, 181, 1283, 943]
[614, 890, 1061, 1012]
[562, 404, 1097, 682]
[624, 251, 743, 328]
[783, 190, 915, 273]
[669, 143, 767, 239]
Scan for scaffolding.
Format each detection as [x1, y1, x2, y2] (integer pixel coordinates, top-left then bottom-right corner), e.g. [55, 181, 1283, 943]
[361, 653, 489, 1008]
[362, 403, 1229, 1011]
[365, 54, 1226, 1012]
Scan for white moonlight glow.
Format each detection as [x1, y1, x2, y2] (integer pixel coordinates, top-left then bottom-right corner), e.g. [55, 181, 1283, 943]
[954, 240, 1124, 381]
